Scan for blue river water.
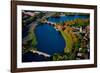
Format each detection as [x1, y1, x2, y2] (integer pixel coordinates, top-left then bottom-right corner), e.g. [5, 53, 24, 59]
[48, 15, 88, 23]
[35, 24, 66, 55]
